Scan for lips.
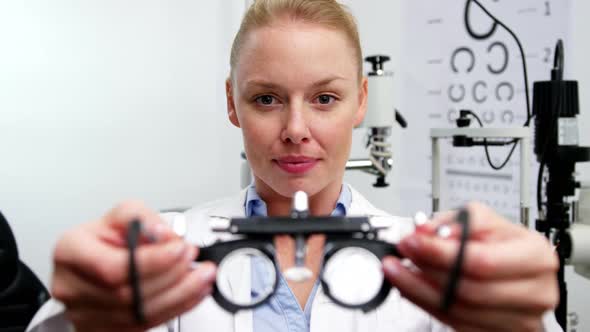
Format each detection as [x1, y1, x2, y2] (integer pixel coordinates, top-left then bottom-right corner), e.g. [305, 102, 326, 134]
[274, 156, 319, 174]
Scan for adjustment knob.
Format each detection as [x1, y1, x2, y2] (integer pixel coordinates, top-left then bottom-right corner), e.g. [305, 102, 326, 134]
[365, 55, 391, 73]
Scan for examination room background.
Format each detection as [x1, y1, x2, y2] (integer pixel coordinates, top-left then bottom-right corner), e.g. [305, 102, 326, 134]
[1, 1, 589, 329]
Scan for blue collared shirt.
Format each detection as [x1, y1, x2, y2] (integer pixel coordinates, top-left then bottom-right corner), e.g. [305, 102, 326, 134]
[245, 184, 352, 332]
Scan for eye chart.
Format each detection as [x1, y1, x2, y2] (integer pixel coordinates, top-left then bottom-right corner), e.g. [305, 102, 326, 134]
[398, 0, 572, 222]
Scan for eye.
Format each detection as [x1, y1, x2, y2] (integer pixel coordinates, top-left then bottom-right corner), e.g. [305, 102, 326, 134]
[255, 95, 279, 106]
[315, 94, 336, 105]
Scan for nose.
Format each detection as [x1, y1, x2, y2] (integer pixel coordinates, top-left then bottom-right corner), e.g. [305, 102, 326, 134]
[280, 102, 311, 144]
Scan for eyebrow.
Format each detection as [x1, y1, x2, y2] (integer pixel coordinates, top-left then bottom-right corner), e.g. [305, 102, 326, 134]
[243, 76, 347, 90]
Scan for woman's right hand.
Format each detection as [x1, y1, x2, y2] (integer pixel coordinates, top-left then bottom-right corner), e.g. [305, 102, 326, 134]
[51, 201, 217, 332]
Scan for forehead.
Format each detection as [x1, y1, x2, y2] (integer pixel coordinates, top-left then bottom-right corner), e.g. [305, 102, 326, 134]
[234, 22, 358, 87]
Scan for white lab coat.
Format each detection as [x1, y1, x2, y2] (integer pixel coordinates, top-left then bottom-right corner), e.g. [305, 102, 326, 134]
[26, 185, 562, 332]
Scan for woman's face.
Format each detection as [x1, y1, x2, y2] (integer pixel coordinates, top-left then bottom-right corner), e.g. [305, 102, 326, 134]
[227, 21, 367, 199]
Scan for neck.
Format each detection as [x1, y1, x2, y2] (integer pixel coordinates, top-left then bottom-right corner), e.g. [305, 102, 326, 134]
[253, 179, 343, 217]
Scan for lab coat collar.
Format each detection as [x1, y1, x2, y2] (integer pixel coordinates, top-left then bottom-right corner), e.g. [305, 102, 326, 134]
[202, 184, 391, 332]
[207, 188, 248, 219]
[204, 183, 390, 221]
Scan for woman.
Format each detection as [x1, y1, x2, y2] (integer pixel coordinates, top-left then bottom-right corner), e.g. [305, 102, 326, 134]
[27, 0, 561, 331]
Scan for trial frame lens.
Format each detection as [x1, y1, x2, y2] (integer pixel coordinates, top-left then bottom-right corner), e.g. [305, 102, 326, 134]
[216, 247, 277, 307]
[321, 246, 384, 306]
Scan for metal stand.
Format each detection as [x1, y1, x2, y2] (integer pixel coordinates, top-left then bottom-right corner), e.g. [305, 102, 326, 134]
[430, 127, 531, 226]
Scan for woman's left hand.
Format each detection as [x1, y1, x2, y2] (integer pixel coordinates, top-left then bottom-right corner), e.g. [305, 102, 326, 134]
[382, 202, 559, 332]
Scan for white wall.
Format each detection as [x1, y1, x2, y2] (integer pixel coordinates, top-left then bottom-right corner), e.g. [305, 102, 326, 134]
[0, 0, 402, 289]
[341, 0, 404, 215]
[1, 0, 589, 330]
[351, 1, 590, 330]
[0, 0, 246, 285]
[572, 1, 590, 181]
[566, 1, 590, 330]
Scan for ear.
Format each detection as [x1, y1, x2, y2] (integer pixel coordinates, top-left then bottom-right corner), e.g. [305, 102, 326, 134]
[226, 78, 241, 128]
[353, 76, 368, 127]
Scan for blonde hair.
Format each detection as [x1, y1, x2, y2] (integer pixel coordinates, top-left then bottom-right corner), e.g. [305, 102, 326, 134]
[230, 0, 363, 81]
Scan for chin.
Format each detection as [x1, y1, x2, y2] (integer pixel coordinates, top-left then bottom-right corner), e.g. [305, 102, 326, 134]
[274, 177, 328, 198]
[254, 167, 338, 199]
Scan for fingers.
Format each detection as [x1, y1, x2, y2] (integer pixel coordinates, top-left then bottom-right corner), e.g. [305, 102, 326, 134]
[104, 200, 178, 242]
[395, 201, 557, 331]
[397, 232, 558, 279]
[383, 257, 546, 332]
[53, 200, 209, 331]
[143, 262, 217, 327]
[417, 202, 525, 240]
[141, 245, 198, 300]
[382, 257, 440, 309]
[52, 265, 130, 309]
[54, 226, 129, 287]
[135, 240, 197, 279]
[416, 264, 559, 312]
[103, 244, 197, 308]
[64, 263, 214, 332]
[58, 248, 214, 330]
[53, 244, 198, 306]
[65, 308, 139, 331]
[415, 210, 456, 235]
[54, 230, 195, 288]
